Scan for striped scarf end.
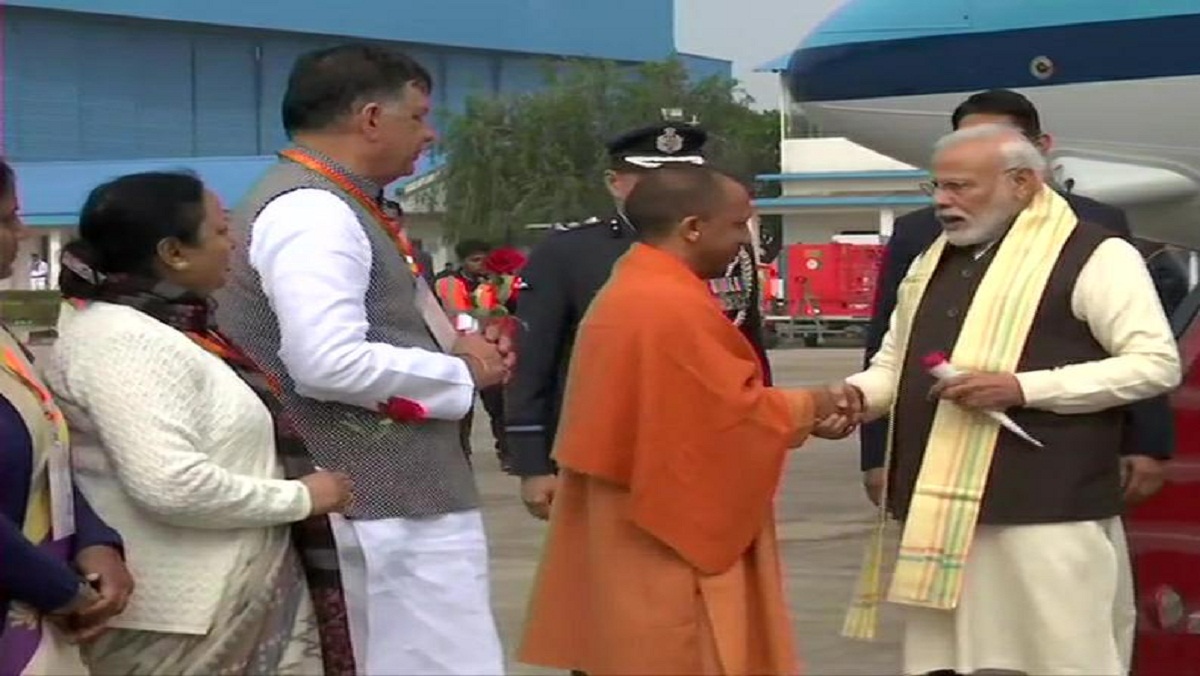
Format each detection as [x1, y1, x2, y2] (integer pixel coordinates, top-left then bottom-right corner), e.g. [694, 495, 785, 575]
[886, 591, 958, 611]
[890, 567, 964, 608]
[848, 593, 882, 605]
[840, 607, 879, 641]
[894, 550, 965, 566]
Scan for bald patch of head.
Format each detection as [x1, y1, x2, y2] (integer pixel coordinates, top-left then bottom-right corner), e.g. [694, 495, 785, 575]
[624, 165, 742, 242]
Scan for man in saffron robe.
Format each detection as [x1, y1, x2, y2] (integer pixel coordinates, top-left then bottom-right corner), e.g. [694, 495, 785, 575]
[518, 165, 861, 676]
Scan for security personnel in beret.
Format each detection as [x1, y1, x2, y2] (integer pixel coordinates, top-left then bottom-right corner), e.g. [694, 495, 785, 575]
[504, 122, 773, 520]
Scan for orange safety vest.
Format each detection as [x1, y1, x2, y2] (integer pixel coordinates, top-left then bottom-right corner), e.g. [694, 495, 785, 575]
[435, 275, 472, 314]
[435, 274, 502, 314]
[475, 283, 501, 311]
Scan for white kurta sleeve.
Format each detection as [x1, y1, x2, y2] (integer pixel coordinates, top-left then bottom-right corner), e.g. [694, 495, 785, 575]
[1015, 237, 1182, 414]
[73, 330, 313, 529]
[846, 258, 923, 418]
[847, 318, 901, 419]
[250, 189, 475, 421]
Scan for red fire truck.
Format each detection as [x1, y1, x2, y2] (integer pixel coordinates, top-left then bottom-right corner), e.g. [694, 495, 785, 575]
[762, 238, 885, 347]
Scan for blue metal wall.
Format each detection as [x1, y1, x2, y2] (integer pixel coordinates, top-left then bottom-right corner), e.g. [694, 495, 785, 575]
[5, 0, 675, 61]
[3, 7, 564, 161]
[676, 53, 737, 84]
[1, 3, 731, 222]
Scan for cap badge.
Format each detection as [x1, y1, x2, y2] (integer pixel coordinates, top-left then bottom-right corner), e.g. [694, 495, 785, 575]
[655, 127, 684, 154]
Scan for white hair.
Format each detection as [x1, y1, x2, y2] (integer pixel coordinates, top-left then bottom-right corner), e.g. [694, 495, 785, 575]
[932, 122, 1048, 175]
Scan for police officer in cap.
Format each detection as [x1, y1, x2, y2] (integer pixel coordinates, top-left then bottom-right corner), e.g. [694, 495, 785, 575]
[504, 121, 773, 520]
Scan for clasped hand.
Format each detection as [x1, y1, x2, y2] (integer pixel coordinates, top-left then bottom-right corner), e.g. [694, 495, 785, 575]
[452, 321, 517, 389]
[812, 382, 866, 440]
[49, 545, 135, 644]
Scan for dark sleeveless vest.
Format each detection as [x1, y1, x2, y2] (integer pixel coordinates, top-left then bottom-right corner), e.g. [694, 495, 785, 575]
[888, 222, 1125, 525]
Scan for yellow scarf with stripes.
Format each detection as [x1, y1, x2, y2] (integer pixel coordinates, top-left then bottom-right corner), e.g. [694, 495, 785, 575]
[843, 186, 1078, 640]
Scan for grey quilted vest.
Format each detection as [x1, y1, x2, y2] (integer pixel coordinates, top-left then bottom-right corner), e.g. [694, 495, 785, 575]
[214, 150, 478, 519]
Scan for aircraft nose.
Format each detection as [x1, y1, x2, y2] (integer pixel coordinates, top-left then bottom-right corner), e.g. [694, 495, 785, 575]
[785, 40, 864, 105]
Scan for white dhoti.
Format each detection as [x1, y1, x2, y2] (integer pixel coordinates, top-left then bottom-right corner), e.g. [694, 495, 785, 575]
[330, 510, 505, 675]
[902, 518, 1135, 676]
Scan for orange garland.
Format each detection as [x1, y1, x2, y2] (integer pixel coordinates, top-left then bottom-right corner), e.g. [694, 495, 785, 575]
[187, 330, 284, 397]
[1, 348, 63, 426]
[279, 148, 423, 277]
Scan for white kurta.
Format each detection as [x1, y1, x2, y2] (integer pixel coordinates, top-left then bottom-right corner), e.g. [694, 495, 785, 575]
[251, 189, 504, 676]
[903, 518, 1135, 676]
[848, 236, 1180, 676]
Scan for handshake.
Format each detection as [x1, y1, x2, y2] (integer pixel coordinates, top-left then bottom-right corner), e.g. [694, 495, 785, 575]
[807, 382, 866, 440]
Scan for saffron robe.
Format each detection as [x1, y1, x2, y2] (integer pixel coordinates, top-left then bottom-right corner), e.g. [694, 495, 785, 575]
[518, 243, 816, 676]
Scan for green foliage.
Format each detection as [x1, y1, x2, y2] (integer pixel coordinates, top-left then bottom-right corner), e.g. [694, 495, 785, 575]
[0, 290, 62, 329]
[433, 58, 780, 242]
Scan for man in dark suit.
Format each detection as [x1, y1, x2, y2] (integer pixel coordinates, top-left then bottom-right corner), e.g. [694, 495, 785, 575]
[863, 89, 1177, 508]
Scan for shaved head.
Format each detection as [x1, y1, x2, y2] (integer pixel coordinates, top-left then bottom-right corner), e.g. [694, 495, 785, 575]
[624, 165, 732, 242]
[624, 165, 753, 278]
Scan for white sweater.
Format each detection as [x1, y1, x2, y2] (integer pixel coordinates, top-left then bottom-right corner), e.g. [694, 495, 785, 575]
[43, 302, 313, 635]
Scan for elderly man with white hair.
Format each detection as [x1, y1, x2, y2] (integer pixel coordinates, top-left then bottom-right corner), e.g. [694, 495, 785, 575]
[836, 123, 1181, 676]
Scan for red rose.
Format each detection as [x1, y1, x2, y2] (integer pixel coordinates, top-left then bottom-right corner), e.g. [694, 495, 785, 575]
[921, 351, 949, 370]
[379, 397, 428, 422]
[484, 246, 527, 276]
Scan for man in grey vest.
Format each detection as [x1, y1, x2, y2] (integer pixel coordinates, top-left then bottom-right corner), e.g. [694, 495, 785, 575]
[216, 44, 509, 675]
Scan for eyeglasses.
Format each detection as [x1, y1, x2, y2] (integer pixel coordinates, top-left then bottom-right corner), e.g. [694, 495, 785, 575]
[920, 168, 1024, 196]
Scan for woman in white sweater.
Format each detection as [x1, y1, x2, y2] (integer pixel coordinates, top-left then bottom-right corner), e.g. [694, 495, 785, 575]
[42, 172, 355, 675]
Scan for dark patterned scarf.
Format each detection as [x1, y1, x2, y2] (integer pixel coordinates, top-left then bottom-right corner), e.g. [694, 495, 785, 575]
[60, 260, 356, 675]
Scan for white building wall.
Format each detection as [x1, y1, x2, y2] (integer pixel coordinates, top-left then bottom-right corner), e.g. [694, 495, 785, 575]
[1, 227, 74, 290]
[779, 207, 924, 244]
[761, 138, 929, 245]
[781, 212, 866, 244]
[780, 138, 918, 174]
